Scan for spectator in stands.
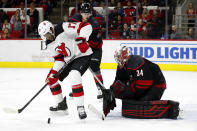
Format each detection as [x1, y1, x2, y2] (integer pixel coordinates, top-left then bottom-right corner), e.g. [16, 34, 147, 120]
[137, 18, 146, 38]
[136, 2, 143, 16]
[185, 28, 195, 40]
[186, 2, 195, 28]
[145, 19, 153, 39]
[116, 1, 124, 16]
[141, 8, 151, 24]
[170, 25, 182, 39]
[151, 11, 162, 39]
[20, 10, 30, 25]
[142, 0, 150, 6]
[2, 19, 11, 31]
[100, 2, 110, 20]
[27, 2, 39, 32]
[10, 9, 20, 24]
[109, 9, 122, 30]
[109, 7, 118, 29]
[13, 15, 22, 31]
[121, 23, 130, 39]
[63, 14, 69, 22]
[19, 2, 25, 16]
[70, 2, 81, 17]
[89, 0, 100, 7]
[0, 0, 10, 8]
[109, 0, 116, 7]
[0, 9, 9, 26]
[0, 27, 11, 39]
[124, 0, 136, 17]
[129, 20, 136, 39]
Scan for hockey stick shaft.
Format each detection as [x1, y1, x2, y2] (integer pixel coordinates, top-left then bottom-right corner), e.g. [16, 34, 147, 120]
[15, 56, 76, 114]
[89, 68, 106, 91]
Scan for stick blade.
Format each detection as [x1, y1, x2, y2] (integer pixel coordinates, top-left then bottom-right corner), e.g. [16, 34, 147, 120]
[3, 107, 19, 114]
[88, 104, 105, 120]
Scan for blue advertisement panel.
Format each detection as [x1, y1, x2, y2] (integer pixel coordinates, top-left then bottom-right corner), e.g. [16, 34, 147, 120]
[120, 41, 197, 65]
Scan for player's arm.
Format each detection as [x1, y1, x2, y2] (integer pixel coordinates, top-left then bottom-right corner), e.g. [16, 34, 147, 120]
[88, 28, 103, 48]
[46, 53, 65, 85]
[75, 22, 93, 53]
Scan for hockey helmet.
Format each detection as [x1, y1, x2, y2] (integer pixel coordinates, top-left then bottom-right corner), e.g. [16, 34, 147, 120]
[114, 46, 131, 68]
[81, 3, 91, 13]
[38, 20, 54, 41]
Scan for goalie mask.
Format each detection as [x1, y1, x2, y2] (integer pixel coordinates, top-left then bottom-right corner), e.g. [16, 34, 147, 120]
[38, 20, 54, 41]
[114, 46, 131, 68]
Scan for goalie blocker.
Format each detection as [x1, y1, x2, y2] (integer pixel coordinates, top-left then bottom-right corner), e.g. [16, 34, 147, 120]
[122, 100, 180, 119]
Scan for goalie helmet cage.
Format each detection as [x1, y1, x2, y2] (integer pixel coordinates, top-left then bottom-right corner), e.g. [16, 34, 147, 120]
[122, 100, 180, 119]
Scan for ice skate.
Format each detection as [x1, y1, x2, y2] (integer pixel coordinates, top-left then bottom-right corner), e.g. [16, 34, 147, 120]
[77, 106, 87, 119]
[50, 96, 68, 115]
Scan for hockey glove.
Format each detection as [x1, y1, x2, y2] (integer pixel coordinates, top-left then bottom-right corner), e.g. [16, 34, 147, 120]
[103, 89, 116, 116]
[110, 80, 126, 99]
[75, 37, 89, 53]
[46, 69, 59, 85]
[56, 43, 69, 56]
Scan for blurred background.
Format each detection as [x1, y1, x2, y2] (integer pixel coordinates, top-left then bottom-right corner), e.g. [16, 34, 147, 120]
[0, 0, 196, 40]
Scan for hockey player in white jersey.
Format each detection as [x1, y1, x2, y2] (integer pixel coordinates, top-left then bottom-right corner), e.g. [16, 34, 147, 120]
[38, 20, 93, 119]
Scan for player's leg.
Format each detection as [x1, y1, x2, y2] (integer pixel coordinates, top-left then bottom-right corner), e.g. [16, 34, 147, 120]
[69, 70, 87, 119]
[60, 56, 91, 119]
[89, 48, 104, 99]
[47, 69, 68, 112]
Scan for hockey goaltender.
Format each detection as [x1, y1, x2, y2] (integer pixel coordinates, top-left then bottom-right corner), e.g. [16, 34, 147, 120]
[102, 46, 181, 119]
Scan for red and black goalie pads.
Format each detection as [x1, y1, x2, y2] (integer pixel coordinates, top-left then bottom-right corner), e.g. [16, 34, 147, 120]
[122, 100, 180, 119]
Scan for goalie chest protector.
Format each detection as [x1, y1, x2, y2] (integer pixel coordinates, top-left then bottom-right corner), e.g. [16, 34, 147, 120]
[122, 99, 180, 119]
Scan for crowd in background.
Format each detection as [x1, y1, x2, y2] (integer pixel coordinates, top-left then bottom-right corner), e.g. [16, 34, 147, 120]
[0, 0, 196, 39]
[0, 0, 57, 39]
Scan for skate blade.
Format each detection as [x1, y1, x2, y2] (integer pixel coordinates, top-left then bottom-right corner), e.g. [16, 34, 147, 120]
[50, 109, 69, 116]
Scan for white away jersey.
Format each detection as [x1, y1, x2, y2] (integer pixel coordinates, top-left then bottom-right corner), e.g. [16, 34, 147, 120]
[47, 22, 93, 63]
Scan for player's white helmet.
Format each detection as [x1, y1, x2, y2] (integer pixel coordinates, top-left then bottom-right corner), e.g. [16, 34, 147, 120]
[38, 20, 54, 41]
[114, 46, 131, 68]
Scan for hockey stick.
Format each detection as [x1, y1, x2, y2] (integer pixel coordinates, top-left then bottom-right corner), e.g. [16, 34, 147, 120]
[88, 68, 106, 91]
[3, 55, 76, 114]
[89, 67, 116, 117]
[88, 104, 105, 120]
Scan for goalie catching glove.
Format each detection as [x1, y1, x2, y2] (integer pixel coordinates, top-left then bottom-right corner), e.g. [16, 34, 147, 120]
[102, 89, 116, 116]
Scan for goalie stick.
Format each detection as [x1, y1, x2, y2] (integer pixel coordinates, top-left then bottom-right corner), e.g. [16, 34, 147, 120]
[3, 55, 76, 114]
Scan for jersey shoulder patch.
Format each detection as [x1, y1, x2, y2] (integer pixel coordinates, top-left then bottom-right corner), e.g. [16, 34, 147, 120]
[127, 55, 144, 70]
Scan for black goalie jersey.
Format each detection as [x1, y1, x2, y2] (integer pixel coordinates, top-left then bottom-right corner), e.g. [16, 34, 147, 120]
[112, 55, 166, 101]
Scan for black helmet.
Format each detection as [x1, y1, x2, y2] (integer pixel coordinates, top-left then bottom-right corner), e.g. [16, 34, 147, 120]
[81, 3, 91, 13]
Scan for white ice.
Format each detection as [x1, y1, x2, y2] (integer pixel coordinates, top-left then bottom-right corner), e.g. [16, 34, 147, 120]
[0, 68, 197, 131]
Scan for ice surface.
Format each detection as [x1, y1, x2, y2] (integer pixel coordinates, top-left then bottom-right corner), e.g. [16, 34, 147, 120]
[0, 68, 197, 131]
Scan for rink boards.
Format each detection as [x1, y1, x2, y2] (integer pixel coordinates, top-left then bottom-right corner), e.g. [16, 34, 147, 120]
[0, 39, 197, 71]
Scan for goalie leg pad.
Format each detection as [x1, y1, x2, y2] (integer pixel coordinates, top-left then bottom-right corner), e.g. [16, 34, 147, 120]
[122, 100, 180, 119]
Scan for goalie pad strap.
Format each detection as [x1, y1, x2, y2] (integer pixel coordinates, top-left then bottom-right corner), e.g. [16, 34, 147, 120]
[122, 100, 180, 119]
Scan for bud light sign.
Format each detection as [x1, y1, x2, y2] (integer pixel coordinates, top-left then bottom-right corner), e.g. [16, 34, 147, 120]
[120, 42, 197, 64]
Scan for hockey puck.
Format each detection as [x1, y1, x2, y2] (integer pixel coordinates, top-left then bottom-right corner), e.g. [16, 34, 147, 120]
[47, 118, 51, 124]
